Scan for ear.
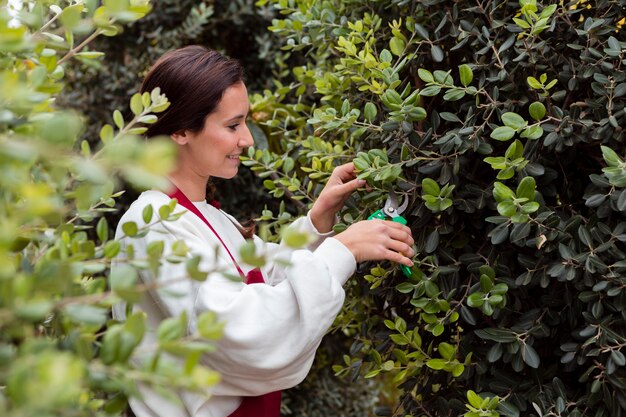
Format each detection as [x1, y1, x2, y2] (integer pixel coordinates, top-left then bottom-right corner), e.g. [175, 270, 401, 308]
[171, 130, 191, 145]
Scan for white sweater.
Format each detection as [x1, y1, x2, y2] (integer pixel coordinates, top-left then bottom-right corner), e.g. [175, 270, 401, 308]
[111, 190, 356, 417]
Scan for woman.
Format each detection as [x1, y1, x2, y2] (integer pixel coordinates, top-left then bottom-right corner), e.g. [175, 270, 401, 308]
[113, 45, 414, 417]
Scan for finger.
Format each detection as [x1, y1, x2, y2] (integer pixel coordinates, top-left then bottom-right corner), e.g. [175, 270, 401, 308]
[332, 162, 358, 181]
[338, 177, 366, 194]
[378, 221, 413, 239]
[386, 225, 414, 245]
[386, 238, 415, 258]
[384, 249, 414, 267]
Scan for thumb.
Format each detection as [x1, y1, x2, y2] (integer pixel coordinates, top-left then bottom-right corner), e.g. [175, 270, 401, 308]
[340, 177, 366, 193]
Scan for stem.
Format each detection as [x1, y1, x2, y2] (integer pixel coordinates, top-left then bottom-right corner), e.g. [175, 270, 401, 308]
[270, 172, 308, 211]
[37, 11, 61, 34]
[58, 29, 103, 65]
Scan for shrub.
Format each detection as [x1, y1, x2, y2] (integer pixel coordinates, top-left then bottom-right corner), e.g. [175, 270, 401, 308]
[244, 0, 626, 415]
[0, 2, 223, 415]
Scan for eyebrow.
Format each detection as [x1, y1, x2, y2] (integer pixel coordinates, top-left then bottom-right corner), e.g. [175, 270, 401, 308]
[225, 114, 247, 123]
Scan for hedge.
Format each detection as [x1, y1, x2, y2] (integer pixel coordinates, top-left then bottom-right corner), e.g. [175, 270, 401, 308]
[243, 0, 626, 415]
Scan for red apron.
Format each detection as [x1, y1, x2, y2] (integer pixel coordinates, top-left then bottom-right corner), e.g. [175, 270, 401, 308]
[168, 188, 282, 417]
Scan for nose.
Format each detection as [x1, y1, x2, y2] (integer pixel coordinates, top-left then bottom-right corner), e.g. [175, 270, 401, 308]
[239, 123, 254, 148]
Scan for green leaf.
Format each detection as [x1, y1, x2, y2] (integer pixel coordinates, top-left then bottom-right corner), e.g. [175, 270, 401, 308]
[142, 204, 153, 223]
[384, 89, 402, 105]
[430, 44, 444, 62]
[419, 85, 442, 96]
[186, 256, 209, 281]
[527, 76, 542, 89]
[122, 221, 138, 237]
[425, 229, 439, 252]
[516, 176, 536, 201]
[438, 342, 455, 360]
[418, 68, 434, 83]
[521, 343, 540, 368]
[282, 227, 311, 248]
[501, 112, 527, 130]
[452, 364, 464, 377]
[130, 93, 143, 116]
[467, 292, 485, 307]
[239, 241, 265, 267]
[147, 241, 164, 258]
[100, 124, 114, 143]
[379, 49, 393, 63]
[138, 115, 157, 124]
[520, 125, 543, 140]
[171, 240, 189, 257]
[422, 178, 441, 195]
[505, 140, 524, 160]
[458, 64, 473, 87]
[608, 36, 621, 52]
[513, 17, 531, 29]
[611, 351, 626, 366]
[497, 201, 516, 217]
[389, 37, 405, 56]
[490, 126, 516, 141]
[64, 304, 108, 325]
[396, 282, 415, 293]
[364, 369, 381, 378]
[475, 328, 517, 343]
[110, 264, 138, 291]
[382, 360, 395, 371]
[113, 109, 124, 129]
[443, 89, 465, 101]
[157, 312, 187, 342]
[364, 102, 377, 122]
[197, 311, 223, 340]
[601, 146, 622, 167]
[480, 274, 493, 292]
[60, 4, 84, 30]
[498, 401, 521, 417]
[104, 240, 121, 258]
[467, 390, 483, 408]
[77, 51, 105, 59]
[521, 201, 539, 214]
[529, 102, 546, 121]
[97, 217, 109, 242]
[493, 182, 515, 201]
[426, 358, 447, 370]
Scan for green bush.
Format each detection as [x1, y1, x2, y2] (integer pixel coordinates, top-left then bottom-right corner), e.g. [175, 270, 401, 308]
[0, 2, 224, 415]
[244, 0, 626, 415]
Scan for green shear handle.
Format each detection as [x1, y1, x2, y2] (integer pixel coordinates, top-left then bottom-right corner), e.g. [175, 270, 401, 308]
[367, 191, 412, 278]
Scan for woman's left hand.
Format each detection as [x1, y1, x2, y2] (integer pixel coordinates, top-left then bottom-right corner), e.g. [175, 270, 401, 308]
[310, 162, 366, 233]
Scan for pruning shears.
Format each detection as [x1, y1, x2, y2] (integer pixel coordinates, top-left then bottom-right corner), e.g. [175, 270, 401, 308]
[368, 190, 413, 278]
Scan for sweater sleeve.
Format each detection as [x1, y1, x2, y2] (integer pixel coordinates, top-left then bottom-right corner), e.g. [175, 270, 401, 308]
[115, 194, 356, 397]
[253, 212, 337, 286]
[198, 237, 355, 396]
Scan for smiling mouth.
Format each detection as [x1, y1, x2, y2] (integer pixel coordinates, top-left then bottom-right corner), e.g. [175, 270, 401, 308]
[227, 154, 241, 160]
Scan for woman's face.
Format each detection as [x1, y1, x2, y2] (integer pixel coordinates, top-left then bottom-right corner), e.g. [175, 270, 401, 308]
[177, 81, 254, 179]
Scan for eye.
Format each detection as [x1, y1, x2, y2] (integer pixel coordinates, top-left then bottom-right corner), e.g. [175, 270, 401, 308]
[227, 123, 240, 131]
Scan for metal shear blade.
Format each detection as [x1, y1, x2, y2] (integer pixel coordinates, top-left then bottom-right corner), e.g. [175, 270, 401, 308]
[383, 191, 409, 218]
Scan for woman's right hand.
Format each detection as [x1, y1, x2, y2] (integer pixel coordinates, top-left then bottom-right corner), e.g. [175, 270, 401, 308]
[334, 220, 415, 267]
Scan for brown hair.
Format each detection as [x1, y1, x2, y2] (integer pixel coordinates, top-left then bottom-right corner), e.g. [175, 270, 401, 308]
[142, 45, 255, 238]
[141, 45, 244, 137]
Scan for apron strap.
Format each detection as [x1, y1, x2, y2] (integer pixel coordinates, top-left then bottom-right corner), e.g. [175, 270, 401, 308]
[167, 187, 280, 416]
[168, 188, 246, 278]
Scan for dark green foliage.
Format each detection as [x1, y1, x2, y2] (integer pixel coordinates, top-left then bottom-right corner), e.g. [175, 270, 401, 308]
[245, 0, 626, 415]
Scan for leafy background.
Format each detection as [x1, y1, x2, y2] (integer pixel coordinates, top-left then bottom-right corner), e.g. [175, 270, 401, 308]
[2, 0, 626, 416]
